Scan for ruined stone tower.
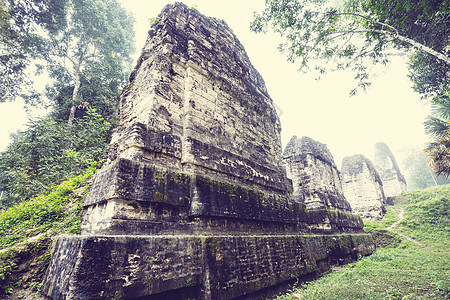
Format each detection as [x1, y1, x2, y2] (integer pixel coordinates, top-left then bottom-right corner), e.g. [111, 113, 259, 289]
[42, 4, 374, 299]
[282, 136, 360, 232]
[283, 136, 352, 212]
[341, 154, 387, 220]
[79, 0, 295, 236]
[374, 142, 407, 204]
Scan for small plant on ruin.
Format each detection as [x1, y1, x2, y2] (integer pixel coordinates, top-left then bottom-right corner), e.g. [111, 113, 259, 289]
[148, 17, 160, 26]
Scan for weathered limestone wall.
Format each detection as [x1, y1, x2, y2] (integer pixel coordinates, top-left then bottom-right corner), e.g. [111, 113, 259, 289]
[80, 0, 295, 235]
[42, 3, 374, 299]
[341, 154, 387, 220]
[43, 234, 374, 300]
[283, 136, 352, 212]
[374, 142, 407, 204]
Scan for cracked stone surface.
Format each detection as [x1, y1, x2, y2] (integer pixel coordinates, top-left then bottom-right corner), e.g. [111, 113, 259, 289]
[80, 1, 297, 235]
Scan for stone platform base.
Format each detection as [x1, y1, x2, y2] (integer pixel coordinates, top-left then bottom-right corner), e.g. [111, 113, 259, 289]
[42, 234, 374, 300]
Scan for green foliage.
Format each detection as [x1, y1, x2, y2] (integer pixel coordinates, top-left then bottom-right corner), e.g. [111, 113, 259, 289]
[47, 59, 124, 125]
[278, 184, 450, 299]
[45, 0, 135, 127]
[0, 250, 17, 294]
[0, 162, 95, 296]
[0, 0, 133, 210]
[0, 108, 110, 208]
[148, 17, 160, 25]
[403, 4, 450, 177]
[0, 0, 134, 292]
[0, 162, 95, 249]
[409, 51, 450, 107]
[251, 0, 449, 96]
[0, 0, 68, 102]
[425, 129, 450, 179]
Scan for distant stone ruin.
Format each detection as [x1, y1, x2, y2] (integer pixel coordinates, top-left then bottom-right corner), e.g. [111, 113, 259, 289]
[42, 3, 374, 299]
[283, 136, 352, 212]
[341, 154, 387, 220]
[374, 142, 407, 204]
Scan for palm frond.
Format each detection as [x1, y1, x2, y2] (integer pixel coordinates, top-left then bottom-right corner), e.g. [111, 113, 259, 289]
[424, 116, 450, 137]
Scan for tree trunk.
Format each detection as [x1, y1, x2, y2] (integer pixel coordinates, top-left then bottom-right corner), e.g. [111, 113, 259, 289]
[65, 51, 84, 149]
[67, 56, 83, 126]
[329, 12, 450, 64]
[372, 29, 450, 65]
[67, 105, 77, 126]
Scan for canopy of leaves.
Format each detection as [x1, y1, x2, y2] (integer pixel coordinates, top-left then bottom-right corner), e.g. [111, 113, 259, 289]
[47, 59, 124, 124]
[47, 0, 135, 74]
[251, 0, 449, 95]
[46, 0, 135, 122]
[0, 0, 67, 102]
[252, 0, 450, 177]
[0, 108, 111, 209]
[0, 0, 136, 208]
[368, 0, 449, 52]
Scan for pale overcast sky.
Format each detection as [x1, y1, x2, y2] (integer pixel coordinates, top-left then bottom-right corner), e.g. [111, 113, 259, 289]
[0, 0, 431, 168]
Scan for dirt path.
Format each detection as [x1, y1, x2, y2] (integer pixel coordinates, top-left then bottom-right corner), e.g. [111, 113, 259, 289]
[387, 207, 431, 249]
[387, 207, 404, 231]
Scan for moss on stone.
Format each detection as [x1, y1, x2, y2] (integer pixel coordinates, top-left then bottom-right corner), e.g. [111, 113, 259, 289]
[154, 191, 164, 202]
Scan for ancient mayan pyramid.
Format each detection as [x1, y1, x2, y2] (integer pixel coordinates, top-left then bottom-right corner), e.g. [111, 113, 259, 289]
[42, 3, 374, 299]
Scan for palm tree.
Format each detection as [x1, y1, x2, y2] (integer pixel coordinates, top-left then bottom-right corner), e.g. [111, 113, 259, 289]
[426, 129, 450, 178]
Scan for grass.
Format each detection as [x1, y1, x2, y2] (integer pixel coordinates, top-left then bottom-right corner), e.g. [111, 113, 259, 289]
[276, 184, 450, 300]
[0, 162, 97, 249]
[396, 185, 449, 251]
[0, 162, 97, 296]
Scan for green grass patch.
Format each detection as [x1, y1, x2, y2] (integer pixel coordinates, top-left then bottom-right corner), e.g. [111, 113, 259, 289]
[0, 162, 96, 249]
[363, 205, 399, 232]
[396, 186, 449, 251]
[277, 184, 450, 300]
[276, 246, 449, 300]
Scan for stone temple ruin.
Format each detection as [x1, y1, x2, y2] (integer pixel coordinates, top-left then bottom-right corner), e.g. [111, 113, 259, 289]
[283, 136, 352, 212]
[374, 142, 407, 204]
[42, 3, 374, 299]
[283, 136, 359, 233]
[341, 154, 387, 220]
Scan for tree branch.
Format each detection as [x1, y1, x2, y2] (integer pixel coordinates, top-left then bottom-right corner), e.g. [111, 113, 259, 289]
[322, 28, 450, 64]
[328, 12, 398, 34]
